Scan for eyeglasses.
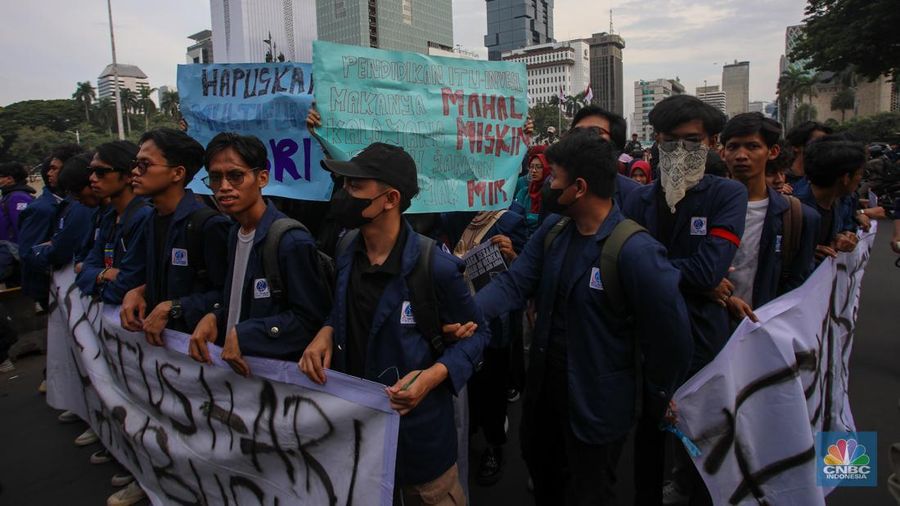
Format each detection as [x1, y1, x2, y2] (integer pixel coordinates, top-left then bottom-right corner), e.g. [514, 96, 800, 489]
[659, 139, 705, 153]
[90, 166, 124, 178]
[202, 168, 259, 189]
[576, 125, 612, 138]
[131, 159, 176, 175]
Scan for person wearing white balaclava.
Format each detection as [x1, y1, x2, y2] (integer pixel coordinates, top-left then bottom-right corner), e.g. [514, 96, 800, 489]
[621, 94, 748, 506]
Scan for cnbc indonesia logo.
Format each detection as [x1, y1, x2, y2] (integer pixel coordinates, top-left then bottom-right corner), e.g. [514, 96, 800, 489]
[822, 438, 871, 481]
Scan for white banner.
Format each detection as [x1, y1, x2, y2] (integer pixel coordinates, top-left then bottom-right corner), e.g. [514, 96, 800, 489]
[46, 266, 400, 506]
[673, 223, 876, 505]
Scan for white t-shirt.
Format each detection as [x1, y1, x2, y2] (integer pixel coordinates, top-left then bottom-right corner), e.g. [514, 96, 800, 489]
[225, 228, 256, 333]
[730, 198, 769, 305]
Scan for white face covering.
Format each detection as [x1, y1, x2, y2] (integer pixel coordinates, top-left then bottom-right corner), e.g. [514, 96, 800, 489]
[658, 143, 709, 213]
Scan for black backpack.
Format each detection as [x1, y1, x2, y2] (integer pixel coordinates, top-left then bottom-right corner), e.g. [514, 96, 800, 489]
[337, 229, 445, 359]
[261, 218, 337, 305]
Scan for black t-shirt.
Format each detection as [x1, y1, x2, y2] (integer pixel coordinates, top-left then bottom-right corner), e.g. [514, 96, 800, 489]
[152, 213, 174, 302]
[345, 226, 408, 378]
[546, 229, 593, 370]
[813, 204, 834, 246]
[655, 185, 677, 247]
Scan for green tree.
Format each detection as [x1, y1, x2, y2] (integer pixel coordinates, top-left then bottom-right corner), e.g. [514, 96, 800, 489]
[794, 103, 818, 124]
[92, 98, 116, 136]
[159, 89, 180, 117]
[531, 101, 568, 143]
[6, 126, 71, 167]
[830, 88, 855, 122]
[138, 87, 158, 131]
[777, 65, 818, 129]
[791, 0, 900, 83]
[831, 112, 900, 143]
[117, 88, 139, 135]
[72, 81, 96, 122]
[0, 99, 82, 161]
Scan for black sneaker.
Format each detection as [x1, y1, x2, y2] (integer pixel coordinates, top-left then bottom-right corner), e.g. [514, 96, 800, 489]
[476, 446, 504, 486]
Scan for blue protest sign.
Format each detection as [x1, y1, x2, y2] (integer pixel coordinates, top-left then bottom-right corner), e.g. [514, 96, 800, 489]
[177, 63, 333, 201]
[312, 41, 529, 213]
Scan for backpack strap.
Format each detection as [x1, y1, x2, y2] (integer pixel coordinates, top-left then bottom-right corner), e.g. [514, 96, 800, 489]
[406, 234, 444, 360]
[781, 195, 802, 271]
[185, 207, 219, 281]
[599, 218, 647, 419]
[262, 218, 309, 305]
[543, 216, 571, 253]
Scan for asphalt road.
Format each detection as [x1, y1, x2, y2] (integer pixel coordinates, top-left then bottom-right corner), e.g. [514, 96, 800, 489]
[0, 223, 897, 506]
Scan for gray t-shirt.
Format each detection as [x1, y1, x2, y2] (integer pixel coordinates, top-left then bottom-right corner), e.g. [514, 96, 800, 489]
[730, 198, 769, 305]
[226, 228, 255, 333]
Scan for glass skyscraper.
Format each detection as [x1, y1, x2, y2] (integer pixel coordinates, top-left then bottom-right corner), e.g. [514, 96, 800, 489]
[317, 0, 453, 53]
[484, 0, 554, 61]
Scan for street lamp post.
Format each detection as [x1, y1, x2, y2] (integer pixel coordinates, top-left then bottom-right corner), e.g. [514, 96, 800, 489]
[107, 0, 125, 140]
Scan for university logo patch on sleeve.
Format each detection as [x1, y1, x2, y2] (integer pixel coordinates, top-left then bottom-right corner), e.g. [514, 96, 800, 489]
[15, 202, 27, 211]
[690, 217, 707, 235]
[400, 301, 416, 325]
[589, 267, 604, 290]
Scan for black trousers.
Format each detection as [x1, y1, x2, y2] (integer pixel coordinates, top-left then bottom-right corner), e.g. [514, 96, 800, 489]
[633, 407, 666, 505]
[469, 345, 510, 446]
[522, 364, 625, 506]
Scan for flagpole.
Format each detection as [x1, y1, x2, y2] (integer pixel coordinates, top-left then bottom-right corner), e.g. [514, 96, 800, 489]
[107, 0, 125, 140]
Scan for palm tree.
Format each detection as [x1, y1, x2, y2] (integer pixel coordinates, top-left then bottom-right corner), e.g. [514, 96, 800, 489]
[794, 103, 818, 124]
[93, 98, 116, 136]
[160, 90, 180, 117]
[117, 88, 139, 135]
[777, 65, 817, 129]
[830, 88, 856, 122]
[72, 81, 96, 122]
[138, 87, 158, 131]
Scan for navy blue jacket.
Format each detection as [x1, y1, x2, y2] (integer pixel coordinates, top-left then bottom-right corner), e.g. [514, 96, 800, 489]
[329, 220, 490, 485]
[30, 197, 97, 271]
[477, 209, 693, 444]
[18, 189, 61, 302]
[616, 173, 640, 205]
[837, 194, 859, 233]
[144, 191, 231, 332]
[76, 198, 152, 304]
[213, 201, 330, 361]
[794, 183, 842, 246]
[623, 175, 747, 372]
[749, 188, 820, 308]
[74, 205, 111, 265]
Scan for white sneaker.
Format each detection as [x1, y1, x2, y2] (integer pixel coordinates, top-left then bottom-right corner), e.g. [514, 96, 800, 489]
[107, 481, 146, 506]
[57, 410, 80, 423]
[0, 359, 13, 373]
[111, 473, 135, 487]
[90, 449, 113, 465]
[38, 379, 47, 394]
[74, 428, 99, 446]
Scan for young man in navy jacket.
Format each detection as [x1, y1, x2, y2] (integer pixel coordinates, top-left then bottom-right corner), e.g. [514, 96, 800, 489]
[569, 105, 640, 206]
[299, 143, 490, 504]
[622, 95, 747, 505]
[19, 145, 83, 308]
[188, 133, 331, 371]
[120, 129, 230, 339]
[475, 130, 693, 505]
[75, 147, 152, 304]
[719, 113, 820, 322]
[793, 135, 866, 263]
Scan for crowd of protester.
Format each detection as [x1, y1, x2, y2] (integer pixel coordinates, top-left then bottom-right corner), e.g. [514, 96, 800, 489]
[0, 94, 897, 506]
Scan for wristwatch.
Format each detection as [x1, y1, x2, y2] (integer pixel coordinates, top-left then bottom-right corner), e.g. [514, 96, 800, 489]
[169, 299, 183, 320]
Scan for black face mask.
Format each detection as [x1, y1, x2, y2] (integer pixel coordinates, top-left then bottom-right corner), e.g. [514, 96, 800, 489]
[328, 188, 387, 229]
[541, 184, 573, 216]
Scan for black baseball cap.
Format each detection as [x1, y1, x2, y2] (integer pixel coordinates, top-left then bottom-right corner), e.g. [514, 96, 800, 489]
[321, 143, 419, 201]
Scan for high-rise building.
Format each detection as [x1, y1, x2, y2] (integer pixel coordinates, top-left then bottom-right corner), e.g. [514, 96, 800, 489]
[97, 64, 150, 100]
[502, 40, 590, 107]
[317, 0, 452, 53]
[186, 30, 214, 64]
[722, 60, 749, 117]
[586, 32, 625, 116]
[210, 0, 317, 63]
[632, 78, 684, 142]
[696, 85, 727, 115]
[749, 100, 768, 115]
[484, 0, 553, 61]
[780, 24, 808, 74]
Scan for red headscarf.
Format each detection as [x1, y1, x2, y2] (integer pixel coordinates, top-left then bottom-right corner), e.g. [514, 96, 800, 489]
[629, 160, 652, 183]
[527, 146, 550, 213]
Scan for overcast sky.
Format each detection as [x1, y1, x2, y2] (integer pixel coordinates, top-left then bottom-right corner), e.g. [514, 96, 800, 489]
[1, 0, 807, 125]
